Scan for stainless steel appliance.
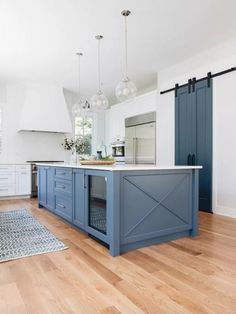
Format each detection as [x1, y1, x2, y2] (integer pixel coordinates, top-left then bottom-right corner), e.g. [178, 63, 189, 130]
[125, 111, 156, 164]
[27, 161, 63, 197]
[111, 138, 125, 164]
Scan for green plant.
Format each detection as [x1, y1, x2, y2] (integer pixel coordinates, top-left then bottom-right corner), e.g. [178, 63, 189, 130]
[75, 135, 91, 155]
[62, 138, 75, 151]
[101, 156, 114, 161]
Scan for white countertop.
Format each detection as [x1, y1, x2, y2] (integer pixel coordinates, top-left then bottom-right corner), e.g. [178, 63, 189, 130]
[36, 162, 202, 171]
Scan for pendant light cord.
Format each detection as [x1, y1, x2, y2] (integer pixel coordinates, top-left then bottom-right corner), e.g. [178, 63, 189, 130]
[124, 15, 128, 79]
[92, 34, 109, 110]
[98, 37, 101, 92]
[77, 53, 81, 98]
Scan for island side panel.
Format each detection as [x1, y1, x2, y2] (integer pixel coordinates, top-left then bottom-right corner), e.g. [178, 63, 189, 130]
[190, 169, 199, 236]
[120, 169, 197, 253]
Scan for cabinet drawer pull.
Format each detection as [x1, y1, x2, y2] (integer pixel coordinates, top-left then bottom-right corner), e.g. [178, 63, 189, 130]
[57, 203, 65, 208]
[60, 185, 66, 189]
[0, 188, 9, 191]
[0, 178, 8, 180]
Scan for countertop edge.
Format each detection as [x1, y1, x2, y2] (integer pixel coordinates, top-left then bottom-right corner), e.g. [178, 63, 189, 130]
[35, 163, 202, 171]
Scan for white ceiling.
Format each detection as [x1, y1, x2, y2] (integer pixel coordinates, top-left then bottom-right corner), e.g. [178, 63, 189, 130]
[1, 0, 236, 104]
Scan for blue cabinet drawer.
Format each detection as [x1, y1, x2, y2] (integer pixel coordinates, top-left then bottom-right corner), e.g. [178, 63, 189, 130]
[54, 179, 72, 195]
[55, 168, 72, 181]
[55, 193, 72, 222]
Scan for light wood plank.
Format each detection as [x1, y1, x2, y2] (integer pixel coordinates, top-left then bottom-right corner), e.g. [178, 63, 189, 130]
[0, 199, 235, 314]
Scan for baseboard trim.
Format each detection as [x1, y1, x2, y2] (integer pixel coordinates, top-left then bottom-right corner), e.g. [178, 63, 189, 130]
[0, 195, 31, 200]
[214, 206, 236, 219]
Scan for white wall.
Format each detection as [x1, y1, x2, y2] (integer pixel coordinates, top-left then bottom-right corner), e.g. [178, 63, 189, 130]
[105, 91, 157, 154]
[0, 83, 74, 163]
[157, 36, 236, 217]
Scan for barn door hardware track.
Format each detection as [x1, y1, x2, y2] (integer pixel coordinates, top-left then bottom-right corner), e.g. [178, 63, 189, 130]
[160, 67, 236, 95]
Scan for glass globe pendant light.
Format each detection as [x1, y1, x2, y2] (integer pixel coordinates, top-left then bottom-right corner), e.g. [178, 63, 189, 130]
[72, 52, 90, 118]
[90, 35, 109, 112]
[115, 10, 137, 102]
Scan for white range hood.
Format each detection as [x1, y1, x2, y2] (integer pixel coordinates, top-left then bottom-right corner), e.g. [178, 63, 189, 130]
[18, 84, 72, 133]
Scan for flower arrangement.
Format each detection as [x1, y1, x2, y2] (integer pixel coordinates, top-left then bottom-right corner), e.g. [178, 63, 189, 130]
[62, 136, 91, 161]
[62, 138, 75, 151]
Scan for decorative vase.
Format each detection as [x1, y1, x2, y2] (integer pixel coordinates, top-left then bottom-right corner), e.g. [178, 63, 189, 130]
[64, 150, 71, 163]
[76, 154, 81, 164]
[64, 150, 77, 163]
[70, 151, 77, 164]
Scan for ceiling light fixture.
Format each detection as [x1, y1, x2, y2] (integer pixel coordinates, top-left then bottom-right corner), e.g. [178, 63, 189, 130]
[115, 10, 137, 102]
[90, 35, 109, 112]
[72, 52, 90, 118]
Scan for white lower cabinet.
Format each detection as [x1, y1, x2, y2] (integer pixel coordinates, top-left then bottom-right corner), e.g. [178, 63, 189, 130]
[0, 164, 31, 197]
[15, 171, 31, 195]
[0, 185, 15, 196]
[0, 173, 15, 184]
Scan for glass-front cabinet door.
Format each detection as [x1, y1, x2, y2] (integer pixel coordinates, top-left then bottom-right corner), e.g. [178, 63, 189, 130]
[85, 170, 111, 243]
[89, 175, 107, 234]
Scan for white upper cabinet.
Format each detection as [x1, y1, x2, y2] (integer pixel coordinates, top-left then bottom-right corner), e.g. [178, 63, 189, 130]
[105, 91, 157, 147]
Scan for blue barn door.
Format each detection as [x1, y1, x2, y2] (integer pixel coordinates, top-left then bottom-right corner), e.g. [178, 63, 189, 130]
[175, 79, 212, 213]
[175, 85, 196, 166]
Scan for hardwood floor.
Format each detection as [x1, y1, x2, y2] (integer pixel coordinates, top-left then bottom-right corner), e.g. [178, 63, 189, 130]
[0, 199, 236, 314]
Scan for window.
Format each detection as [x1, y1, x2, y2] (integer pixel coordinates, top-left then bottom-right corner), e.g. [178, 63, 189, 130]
[75, 116, 92, 155]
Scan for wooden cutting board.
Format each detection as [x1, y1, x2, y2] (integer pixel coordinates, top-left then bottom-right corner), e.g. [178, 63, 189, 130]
[79, 160, 115, 165]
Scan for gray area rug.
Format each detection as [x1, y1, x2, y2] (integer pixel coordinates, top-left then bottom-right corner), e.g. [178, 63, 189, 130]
[0, 209, 67, 262]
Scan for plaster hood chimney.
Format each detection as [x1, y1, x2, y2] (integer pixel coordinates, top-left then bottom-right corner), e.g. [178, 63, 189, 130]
[18, 84, 72, 133]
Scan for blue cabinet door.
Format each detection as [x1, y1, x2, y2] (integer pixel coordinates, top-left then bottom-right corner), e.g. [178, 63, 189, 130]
[38, 167, 47, 206]
[46, 167, 55, 211]
[38, 166, 55, 211]
[175, 79, 212, 212]
[73, 170, 85, 229]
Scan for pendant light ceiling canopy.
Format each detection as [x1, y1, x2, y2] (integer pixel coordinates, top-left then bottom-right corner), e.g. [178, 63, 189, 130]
[90, 35, 109, 112]
[115, 10, 137, 102]
[72, 52, 90, 118]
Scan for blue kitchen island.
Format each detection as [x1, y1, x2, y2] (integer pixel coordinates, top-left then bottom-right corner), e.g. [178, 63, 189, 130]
[37, 164, 201, 256]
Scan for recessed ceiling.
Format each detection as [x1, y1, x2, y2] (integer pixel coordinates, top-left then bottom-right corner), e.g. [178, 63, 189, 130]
[1, 0, 236, 104]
